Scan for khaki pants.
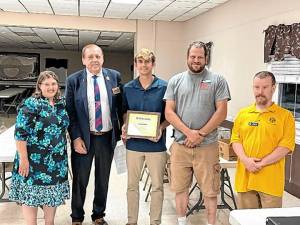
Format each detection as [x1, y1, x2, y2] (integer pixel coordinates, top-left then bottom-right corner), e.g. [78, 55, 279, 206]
[126, 150, 167, 225]
[237, 191, 282, 209]
[169, 142, 220, 197]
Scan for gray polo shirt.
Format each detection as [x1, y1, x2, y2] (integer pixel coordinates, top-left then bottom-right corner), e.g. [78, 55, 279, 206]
[163, 68, 231, 145]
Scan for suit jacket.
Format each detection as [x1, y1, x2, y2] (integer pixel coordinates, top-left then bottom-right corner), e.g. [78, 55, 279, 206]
[65, 68, 122, 151]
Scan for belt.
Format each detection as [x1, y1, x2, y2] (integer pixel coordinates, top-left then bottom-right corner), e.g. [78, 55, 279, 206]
[90, 131, 108, 136]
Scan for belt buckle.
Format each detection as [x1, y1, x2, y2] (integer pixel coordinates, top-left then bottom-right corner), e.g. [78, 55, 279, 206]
[91, 131, 104, 136]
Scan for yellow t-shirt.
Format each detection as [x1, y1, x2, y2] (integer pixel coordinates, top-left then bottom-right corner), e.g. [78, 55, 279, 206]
[231, 103, 295, 197]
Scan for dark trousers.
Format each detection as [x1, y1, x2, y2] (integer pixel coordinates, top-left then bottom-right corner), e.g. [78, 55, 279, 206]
[71, 131, 114, 222]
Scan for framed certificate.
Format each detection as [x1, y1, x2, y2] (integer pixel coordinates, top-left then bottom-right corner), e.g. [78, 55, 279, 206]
[126, 110, 161, 139]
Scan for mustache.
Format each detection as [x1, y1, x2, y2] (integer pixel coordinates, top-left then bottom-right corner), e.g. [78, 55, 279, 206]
[255, 95, 266, 98]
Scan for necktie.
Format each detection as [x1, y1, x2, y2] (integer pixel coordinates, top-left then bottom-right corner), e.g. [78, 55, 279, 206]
[92, 75, 102, 131]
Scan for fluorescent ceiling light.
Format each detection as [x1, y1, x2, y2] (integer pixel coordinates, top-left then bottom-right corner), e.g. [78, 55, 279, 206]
[111, 0, 141, 4]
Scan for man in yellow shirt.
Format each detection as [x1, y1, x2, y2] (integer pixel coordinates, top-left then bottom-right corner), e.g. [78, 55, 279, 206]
[231, 71, 295, 209]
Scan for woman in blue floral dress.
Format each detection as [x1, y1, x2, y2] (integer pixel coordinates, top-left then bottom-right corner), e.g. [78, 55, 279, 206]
[9, 71, 70, 225]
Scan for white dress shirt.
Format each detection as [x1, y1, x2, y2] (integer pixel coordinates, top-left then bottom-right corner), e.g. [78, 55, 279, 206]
[86, 69, 112, 132]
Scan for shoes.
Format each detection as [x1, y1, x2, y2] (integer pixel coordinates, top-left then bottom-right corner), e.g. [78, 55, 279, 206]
[72, 222, 82, 225]
[94, 218, 108, 225]
[126, 223, 137, 225]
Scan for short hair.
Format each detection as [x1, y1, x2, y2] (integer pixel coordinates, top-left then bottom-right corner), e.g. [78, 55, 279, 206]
[82, 44, 103, 58]
[134, 48, 156, 63]
[33, 70, 61, 100]
[187, 41, 208, 57]
[253, 71, 276, 85]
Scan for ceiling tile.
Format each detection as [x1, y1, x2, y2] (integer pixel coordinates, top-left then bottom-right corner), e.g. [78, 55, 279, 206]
[96, 39, 114, 45]
[209, 0, 228, 3]
[49, 0, 78, 16]
[20, 0, 53, 14]
[80, 0, 109, 17]
[59, 35, 78, 45]
[79, 30, 100, 49]
[100, 31, 122, 37]
[0, 0, 27, 12]
[7, 27, 34, 33]
[33, 28, 65, 50]
[0, 0, 229, 22]
[104, 2, 137, 18]
[21, 36, 44, 42]
[56, 29, 78, 36]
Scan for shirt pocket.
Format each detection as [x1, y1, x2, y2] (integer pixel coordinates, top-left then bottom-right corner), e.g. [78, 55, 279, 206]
[199, 89, 214, 105]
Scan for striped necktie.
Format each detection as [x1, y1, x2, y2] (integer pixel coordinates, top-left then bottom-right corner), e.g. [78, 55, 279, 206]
[92, 75, 102, 131]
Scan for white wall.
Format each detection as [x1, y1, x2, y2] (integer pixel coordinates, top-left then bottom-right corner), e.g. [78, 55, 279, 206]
[183, 0, 300, 118]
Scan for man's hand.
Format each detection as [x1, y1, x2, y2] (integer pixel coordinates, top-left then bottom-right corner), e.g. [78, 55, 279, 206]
[184, 130, 204, 148]
[242, 157, 262, 173]
[73, 137, 87, 154]
[148, 127, 163, 143]
[18, 156, 30, 177]
[121, 124, 129, 144]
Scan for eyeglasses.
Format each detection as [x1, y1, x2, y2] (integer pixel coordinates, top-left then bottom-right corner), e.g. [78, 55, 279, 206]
[40, 82, 58, 87]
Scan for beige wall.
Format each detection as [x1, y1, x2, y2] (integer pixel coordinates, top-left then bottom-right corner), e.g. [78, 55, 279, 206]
[184, 0, 300, 118]
[135, 20, 186, 80]
[0, 11, 136, 32]
[104, 51, 134, 84]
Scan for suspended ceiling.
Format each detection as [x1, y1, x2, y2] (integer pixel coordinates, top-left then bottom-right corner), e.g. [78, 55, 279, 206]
[0, 0, 230, 51]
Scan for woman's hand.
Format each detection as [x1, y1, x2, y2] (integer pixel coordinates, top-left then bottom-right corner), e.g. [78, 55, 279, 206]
[18, 156, 30, 177]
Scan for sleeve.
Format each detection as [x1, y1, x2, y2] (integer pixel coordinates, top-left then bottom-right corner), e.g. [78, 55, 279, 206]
[160, 85, 167, 123]
[116, 72, 124, 128]
[163, 77, 176, 101]
[215, 75, 231, 102]
[278, 111, 295, 151]
[65, 77, 82, 140]
[14, 97, 39, 141]
[121, 86, 129, 115]
[230, 111, 242, 144]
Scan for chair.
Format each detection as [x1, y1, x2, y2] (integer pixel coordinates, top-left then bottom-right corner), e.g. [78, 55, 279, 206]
[0, 162, 13, 190]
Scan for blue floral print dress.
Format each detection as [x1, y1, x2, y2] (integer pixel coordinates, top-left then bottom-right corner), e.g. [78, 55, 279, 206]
[9, 96, 70, 207]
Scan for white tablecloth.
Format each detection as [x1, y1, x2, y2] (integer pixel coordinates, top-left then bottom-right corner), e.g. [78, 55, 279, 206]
[0, 125, 16, 162]
[229, 207, 300, 225]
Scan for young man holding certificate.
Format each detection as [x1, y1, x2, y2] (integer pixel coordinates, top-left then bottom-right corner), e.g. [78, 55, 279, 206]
[122, 48, 169, 225]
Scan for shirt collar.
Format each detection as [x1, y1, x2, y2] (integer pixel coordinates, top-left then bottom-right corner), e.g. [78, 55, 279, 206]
[132, 75, 158, 90]
[249, 102, 277, 113]
[86, 68, 103, 79]
[187, 67, 208, 77]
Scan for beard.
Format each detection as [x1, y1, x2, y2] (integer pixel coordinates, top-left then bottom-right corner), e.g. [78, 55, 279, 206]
[255, 95, 268, 105]
[188, 63, 205, 74]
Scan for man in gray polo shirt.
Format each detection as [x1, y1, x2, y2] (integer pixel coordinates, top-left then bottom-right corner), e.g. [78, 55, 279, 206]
[164, 41, 231, 225]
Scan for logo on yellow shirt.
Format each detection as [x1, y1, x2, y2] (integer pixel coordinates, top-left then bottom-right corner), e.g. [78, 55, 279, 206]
[269, 117, 276, 124]
[248, 122, 259, 126]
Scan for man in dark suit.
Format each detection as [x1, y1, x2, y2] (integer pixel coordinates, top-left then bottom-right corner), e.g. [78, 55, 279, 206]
[65, 44, 122, 225]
